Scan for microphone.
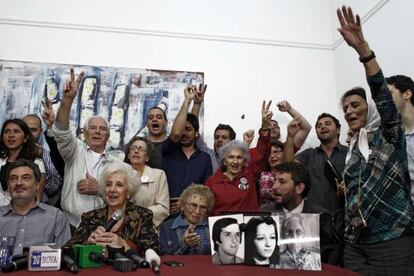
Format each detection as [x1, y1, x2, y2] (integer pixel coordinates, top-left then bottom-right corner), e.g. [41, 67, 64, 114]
[104, 209, 123, 232]
[62, 253, 79, 274]
[2, 256, 28, 273]
[145, 249, 160, 275]
[125, 249, 150, 268]
[12, 253, 28, 261]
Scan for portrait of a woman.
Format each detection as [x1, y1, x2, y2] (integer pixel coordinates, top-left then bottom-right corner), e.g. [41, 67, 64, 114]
[244, 216, 279, 266]
[278, 214, 321, 270]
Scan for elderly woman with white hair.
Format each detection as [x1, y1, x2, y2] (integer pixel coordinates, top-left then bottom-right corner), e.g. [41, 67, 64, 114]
[65, 161, 159, 255]
[159, 184, 214, 255]
[206, 101, 272, 215]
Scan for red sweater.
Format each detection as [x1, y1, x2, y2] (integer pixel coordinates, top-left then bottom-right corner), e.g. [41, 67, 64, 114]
[207, 130, 270, 216]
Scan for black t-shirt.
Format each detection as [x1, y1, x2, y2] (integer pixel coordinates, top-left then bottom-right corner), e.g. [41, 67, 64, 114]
[148, 140, 166, 170]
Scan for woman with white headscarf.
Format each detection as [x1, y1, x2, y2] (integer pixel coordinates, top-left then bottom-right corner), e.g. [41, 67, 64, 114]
[337, 6, 414, 275]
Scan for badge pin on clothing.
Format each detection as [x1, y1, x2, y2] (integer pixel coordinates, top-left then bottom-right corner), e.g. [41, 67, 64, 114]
[238, 177, 249, 190]
[141, 175, 149, 183]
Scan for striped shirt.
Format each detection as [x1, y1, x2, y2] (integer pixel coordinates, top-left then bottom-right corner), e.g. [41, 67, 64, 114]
[343, 70, 414, 244]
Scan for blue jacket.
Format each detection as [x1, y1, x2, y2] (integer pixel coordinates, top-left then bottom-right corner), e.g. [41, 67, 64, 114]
[159, 215, 210, 255]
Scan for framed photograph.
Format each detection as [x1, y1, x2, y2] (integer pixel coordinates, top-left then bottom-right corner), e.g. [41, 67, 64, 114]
[243, 215, 280, 266]
[208, 214, 244, 265]
[275, 213, 321, 271]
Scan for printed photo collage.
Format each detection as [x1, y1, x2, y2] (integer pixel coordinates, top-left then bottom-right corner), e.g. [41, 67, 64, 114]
[208, 213, 321, 271]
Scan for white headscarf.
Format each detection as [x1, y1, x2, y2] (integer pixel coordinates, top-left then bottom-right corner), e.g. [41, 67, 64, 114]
[345, 96, 381, 163]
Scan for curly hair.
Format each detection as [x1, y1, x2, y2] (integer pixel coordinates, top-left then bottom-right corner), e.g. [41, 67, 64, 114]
[218, 140, 250, 167]
[179, 184, 215, 214]
[124, 136, 154, 164]
[98, 161, 140, 200]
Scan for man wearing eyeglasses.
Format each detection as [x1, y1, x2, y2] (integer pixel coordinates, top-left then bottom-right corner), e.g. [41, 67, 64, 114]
[159, 184, 214, 255]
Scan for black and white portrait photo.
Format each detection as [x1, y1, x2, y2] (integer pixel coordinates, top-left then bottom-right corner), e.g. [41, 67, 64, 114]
[209, 214, 244, 265]
[243, 215, 280, 266]
[276, 213, 321, 270]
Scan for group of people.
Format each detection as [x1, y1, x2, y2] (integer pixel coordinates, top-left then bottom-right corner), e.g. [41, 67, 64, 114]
[0, 6, 413, 275]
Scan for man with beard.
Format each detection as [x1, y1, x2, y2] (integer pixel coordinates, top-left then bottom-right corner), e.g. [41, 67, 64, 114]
[296, 113, 348, 211]
[145, 106, 168, 169]
[261, 162, 325, 214]
[162, 86, 212, 216]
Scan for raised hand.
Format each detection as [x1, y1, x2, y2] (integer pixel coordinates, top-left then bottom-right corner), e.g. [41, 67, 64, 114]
[184, 85, 196, 103]
[41, 99, 55, 129]
[193, 83, 207, 104]
[337, 6, 370, 56]
[243, 129, 255, 147]
[287, 118, 302, 138]
[277, 100, 292, 113]
[261, 100, 273, 129]
[63, 68, 84, 100]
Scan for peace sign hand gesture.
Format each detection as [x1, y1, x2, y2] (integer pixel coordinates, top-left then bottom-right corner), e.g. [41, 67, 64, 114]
[261, 100, 273, 130]
[193, 83, 207, 105]
[63, 68, 84, 100]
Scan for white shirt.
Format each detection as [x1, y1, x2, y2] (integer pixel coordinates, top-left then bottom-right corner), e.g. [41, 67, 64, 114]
[405, 129, 414, 203]
[53, 126, 122, 227]
[283, 199, 305, 214]
[132, 165, 170, 228]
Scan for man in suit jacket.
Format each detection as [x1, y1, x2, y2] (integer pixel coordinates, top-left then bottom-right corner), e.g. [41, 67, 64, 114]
[261, 162, 326, 214]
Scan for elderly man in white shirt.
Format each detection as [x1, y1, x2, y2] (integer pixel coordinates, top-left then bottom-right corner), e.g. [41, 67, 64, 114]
[53, 68, 121, 228]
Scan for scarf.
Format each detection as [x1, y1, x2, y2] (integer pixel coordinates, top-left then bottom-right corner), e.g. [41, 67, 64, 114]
[345, 97, 381, 163]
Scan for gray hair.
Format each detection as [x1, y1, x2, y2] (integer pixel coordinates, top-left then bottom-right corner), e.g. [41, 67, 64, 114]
[98, 161, 140, 200]
[218, 140, 250, 166]
[282, 213, 306, 238]
[179, 184, 215, 213]
[83, 115, 110, 131]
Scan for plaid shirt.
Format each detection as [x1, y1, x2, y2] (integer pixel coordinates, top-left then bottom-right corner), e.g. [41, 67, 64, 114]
[344, 70, 414, 244]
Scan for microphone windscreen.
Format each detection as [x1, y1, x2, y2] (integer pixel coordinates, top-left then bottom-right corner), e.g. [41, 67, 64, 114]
[144, 249, 160, 266]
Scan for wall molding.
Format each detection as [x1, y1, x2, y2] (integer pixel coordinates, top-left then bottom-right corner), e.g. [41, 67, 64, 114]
[0, 0, 388, 51]
[332, 0, 389, 49]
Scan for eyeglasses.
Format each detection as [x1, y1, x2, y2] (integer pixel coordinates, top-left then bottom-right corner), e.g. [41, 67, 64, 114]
[186, 202, 208, 214]
[130, 145, 147, 152]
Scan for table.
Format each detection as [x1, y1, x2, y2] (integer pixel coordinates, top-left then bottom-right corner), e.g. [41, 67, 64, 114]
[13, 255, 359, 276]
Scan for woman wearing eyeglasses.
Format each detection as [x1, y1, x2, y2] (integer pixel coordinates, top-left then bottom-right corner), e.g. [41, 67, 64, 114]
[159, 184, 214, 255]
[124, 136, 169, 230]
[259, 119, 300, 207]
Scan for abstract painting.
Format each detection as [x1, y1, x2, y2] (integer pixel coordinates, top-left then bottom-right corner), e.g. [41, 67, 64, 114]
[0, 60, 204, 151]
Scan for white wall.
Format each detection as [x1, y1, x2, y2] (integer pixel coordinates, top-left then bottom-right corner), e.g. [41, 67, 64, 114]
[333, 0, 414, 142]
[1, 0, 401, 148]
